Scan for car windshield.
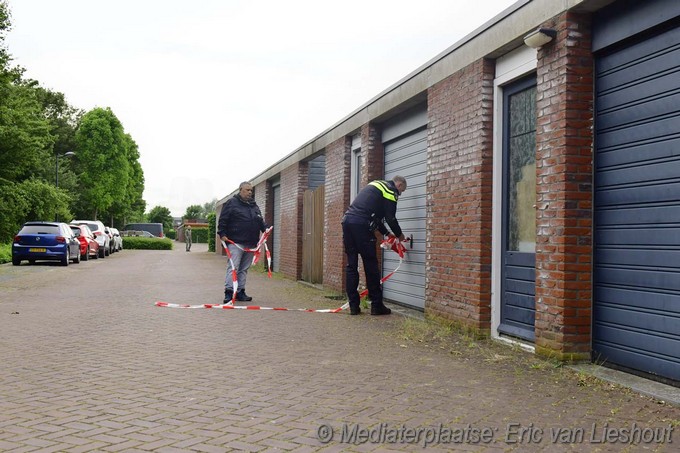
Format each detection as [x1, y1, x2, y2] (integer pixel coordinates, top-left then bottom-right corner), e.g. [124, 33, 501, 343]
[20, 225, 60, 235]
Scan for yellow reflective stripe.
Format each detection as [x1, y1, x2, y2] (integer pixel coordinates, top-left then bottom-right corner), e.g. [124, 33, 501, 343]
[369, 180, 397, 202]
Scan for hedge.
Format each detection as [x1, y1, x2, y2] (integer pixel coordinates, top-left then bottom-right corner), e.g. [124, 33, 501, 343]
[122, 237, 173, 250]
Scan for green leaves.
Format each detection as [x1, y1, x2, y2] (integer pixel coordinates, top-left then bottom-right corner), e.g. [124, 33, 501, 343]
[147, 206, 173, 232]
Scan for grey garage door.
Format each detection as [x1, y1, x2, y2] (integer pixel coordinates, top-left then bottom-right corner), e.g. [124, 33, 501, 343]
[593, 21, 680, 381]
[382, 106, 427, 309]
[272, 182, 281, 272]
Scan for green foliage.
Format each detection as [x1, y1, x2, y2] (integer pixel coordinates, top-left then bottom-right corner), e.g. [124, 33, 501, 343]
[147, 205, 173, 231]
[0, 178, 71, 242]
[19, 178, 72, 222]
[74, 107, 129, 219]
[122, 236, 173, 250]
[189, 227, 210, 243]
[0, 178, 29, 242]
[0, 80, 54, 182]
[202, 199, 217, 219]
[207, 212, 216, 252]
[183, 204, 202, 221]
[166, 228, 176, 240]
[0, 242, 10, 264]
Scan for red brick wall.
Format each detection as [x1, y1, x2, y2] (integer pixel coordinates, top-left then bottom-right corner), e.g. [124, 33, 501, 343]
[279, 162, 307, 280]
[426, 58, 495, 330]
[363, 123, 384, 184]
[323, 137, 351, 292]
[534, 12, 593, 360]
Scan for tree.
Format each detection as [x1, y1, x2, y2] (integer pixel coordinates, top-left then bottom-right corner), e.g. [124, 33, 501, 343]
[73, 107, 129, 219]
[103, 133, 145, 226]
[183, 204, 202, 221]
[147, 205, 173, 232]
[201, 198, 217, 219]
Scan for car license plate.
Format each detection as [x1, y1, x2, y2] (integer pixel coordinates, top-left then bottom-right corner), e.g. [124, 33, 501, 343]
[29, 248, 46, 252]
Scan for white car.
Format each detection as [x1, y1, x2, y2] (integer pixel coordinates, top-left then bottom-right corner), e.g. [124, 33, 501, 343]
[71, 220, 110, 258]
[110, 227, 123, 251]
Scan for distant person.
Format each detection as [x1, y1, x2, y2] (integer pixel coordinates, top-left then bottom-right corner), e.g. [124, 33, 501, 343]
[217, 181, 267, 303]
[185, 225, 192, 252]
[342, 176, 407, 316]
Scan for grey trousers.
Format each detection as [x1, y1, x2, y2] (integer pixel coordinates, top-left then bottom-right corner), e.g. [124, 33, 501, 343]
[225, 243, 254, 292]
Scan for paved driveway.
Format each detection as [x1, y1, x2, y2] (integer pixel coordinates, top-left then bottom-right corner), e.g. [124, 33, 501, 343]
[1, 243, 679, 452]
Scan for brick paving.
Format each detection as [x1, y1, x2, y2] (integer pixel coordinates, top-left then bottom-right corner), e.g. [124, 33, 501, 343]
[1, 243, 679, 452]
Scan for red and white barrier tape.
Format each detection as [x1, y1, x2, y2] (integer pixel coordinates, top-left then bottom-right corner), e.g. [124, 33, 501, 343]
[155, 234, 409, 312]
[155, 300, 349, 313]
[221, 226, 273, 303]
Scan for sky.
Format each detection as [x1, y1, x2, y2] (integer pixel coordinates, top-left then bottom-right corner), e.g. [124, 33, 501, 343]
[6, 0, 518, 217]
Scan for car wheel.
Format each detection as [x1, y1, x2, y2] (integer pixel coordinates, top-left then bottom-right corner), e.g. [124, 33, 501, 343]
[28, 259, 35, 264]
[83, 251, 89, 261]
[99, 247, 105, 258]
[12, 258, 20, 266]
[62, 249, 70, 266]
[73, 249, 81, 264]
[105, 246, 110, 256]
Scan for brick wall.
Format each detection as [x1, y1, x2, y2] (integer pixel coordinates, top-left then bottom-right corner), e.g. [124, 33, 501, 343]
[362, 123, 384, 184]
[534, 11, 593, 360]
[323, 137, 351, 292]
[279, 162, 307, 280]
[426, 58, 495, 331]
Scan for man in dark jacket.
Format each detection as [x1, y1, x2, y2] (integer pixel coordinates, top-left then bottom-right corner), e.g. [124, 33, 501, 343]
[217, 181, 267, 303]
[342, 176, 407, 316]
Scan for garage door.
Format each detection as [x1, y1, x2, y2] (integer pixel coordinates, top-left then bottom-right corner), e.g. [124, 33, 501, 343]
[382, 105, 427, 309]
[272, 182, 281, 272]
[593, 21, 680, 381]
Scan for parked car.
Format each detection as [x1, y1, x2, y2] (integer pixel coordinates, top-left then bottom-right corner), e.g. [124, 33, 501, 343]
[110, 227, 123, 251]
[71, 220, 109, 258]
[12, 221, 81, 266]
[122, 223, 164, 238]
[104, 226, 115, 254]
[69, 224, 100, 261]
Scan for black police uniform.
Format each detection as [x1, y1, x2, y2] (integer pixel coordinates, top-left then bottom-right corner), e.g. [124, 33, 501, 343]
[342, 180, 403, 315]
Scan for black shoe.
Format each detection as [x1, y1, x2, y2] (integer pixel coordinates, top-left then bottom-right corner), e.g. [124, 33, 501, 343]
[223, 290, 233, 304]
[370, 304, 391, 316]
[349, 305, 361, 315]
[236, 290, 253, 302]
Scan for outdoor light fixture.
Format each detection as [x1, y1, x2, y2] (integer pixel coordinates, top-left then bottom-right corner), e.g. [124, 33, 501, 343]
[523, 27, 557, 48]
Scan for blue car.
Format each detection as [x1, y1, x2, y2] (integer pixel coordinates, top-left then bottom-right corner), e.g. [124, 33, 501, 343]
[12, 221, 82, 266]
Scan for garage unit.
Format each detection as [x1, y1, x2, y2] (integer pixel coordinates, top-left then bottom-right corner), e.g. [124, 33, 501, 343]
[593, 0, 680, 382]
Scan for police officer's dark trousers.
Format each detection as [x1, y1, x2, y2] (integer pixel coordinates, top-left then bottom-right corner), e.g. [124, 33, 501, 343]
[342, 221, 382, 310]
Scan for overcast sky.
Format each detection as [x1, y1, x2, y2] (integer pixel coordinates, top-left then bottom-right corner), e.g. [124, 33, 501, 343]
[6, 0, 517, 217]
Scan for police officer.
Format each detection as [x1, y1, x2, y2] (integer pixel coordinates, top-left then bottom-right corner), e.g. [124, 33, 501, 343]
[342, 176, 407, 315]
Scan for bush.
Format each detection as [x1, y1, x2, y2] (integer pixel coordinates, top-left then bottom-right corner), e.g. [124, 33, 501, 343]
[122, 237, 173, 250]
[0, 243, 11, 264]
[166, 228, 176, 240]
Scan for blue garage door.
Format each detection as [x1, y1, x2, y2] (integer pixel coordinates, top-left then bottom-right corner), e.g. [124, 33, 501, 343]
[594, 19, 680, 382]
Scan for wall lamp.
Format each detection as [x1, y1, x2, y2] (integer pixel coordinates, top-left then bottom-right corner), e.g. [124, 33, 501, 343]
[523, 27, 557, 48]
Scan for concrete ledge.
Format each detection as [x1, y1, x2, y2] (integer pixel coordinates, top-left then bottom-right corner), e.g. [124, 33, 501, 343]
[570, 363, 680, 407]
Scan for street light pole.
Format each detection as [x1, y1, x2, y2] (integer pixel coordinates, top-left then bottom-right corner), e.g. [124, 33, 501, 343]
[55, 151, 76, 188]
[55, 151, 76, 221]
